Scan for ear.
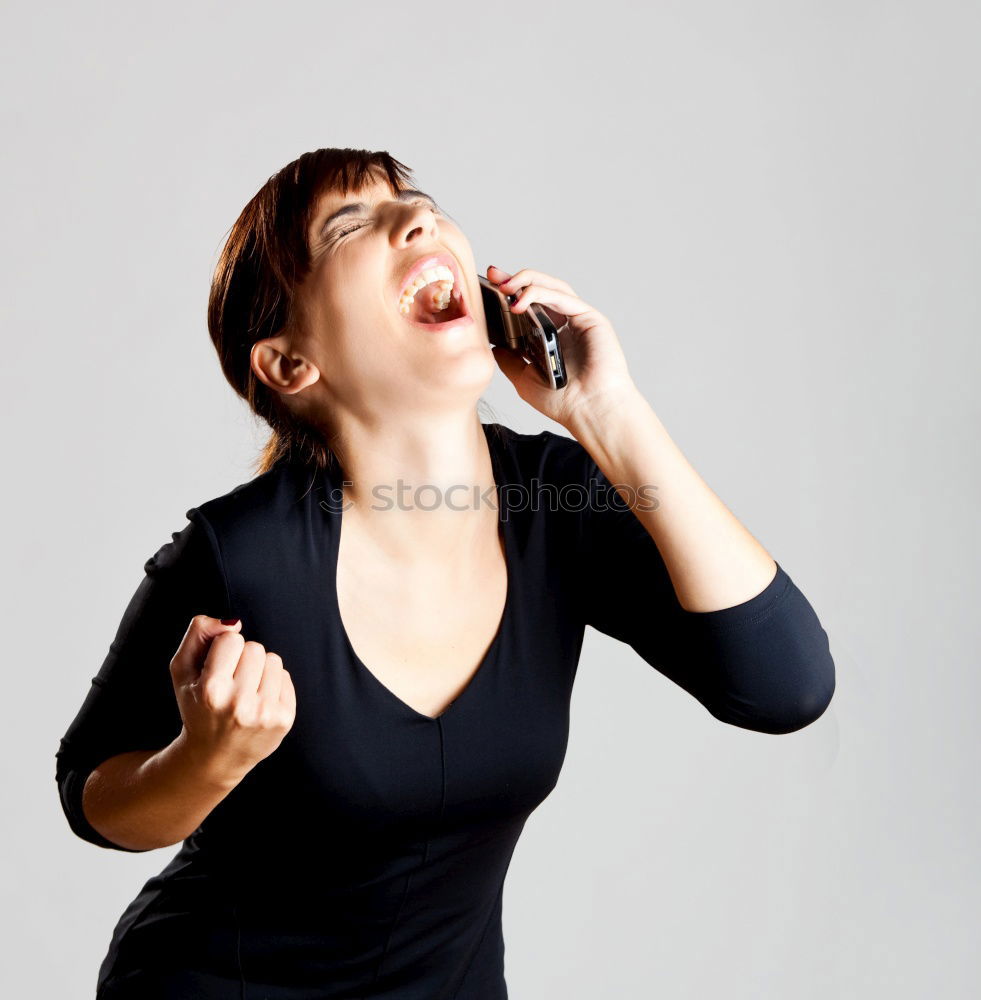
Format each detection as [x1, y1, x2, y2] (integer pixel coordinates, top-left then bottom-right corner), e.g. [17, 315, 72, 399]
[250, 335, 321, 395]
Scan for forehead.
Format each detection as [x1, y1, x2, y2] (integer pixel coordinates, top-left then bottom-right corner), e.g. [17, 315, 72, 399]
[313, 172, 402, 215]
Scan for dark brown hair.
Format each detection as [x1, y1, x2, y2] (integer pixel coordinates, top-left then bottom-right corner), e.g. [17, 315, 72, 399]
[208, 148, 417, 477]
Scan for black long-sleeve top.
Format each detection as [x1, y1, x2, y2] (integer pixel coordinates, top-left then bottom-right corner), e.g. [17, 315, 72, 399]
[55, 422, 836, 999]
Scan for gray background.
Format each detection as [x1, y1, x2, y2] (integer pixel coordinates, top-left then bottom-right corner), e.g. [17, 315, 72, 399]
[2, 0, 977, 996]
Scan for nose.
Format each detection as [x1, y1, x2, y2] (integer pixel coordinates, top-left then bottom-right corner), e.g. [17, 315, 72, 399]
[395, 202, 439, 245]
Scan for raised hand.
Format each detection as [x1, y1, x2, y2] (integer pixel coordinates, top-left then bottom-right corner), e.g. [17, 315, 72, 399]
[169, 616, 297, 782]
[485, 263, 637, 429]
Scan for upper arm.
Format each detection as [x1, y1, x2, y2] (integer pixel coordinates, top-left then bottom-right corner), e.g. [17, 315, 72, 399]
[54, 508, 231, 849]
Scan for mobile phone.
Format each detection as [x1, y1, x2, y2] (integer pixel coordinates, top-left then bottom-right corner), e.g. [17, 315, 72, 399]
[478, 274, 568, 390]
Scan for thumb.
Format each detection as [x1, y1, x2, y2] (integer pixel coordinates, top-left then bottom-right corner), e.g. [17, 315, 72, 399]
[492, 342, 532, 386]
[171, 615, 242, 685]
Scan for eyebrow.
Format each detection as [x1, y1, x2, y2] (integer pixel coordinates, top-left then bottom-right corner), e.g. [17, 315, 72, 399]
[315, 189, 440, 240]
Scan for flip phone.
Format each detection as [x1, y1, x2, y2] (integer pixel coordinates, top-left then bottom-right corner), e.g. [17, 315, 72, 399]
[479, 274, 568, 390]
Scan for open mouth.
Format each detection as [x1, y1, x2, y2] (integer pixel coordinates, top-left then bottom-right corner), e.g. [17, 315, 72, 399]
[401, 280, 473, 330]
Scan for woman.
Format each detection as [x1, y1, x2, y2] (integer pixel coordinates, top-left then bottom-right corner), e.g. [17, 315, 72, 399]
[56, 147, 836, 999]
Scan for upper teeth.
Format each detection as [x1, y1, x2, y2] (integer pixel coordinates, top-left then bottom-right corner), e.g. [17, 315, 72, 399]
[399, 264, 456, 316]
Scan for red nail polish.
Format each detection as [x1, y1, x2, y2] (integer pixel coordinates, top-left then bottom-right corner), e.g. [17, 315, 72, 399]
[220, 618, 240, 626]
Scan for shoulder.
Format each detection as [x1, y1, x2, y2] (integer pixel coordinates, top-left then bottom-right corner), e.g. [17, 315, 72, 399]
[184, 459, 324, 544]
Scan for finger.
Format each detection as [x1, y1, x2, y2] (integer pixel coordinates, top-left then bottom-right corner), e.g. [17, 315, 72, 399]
[497, 268, 577, 297]
[279, 670, 296, 711]
[172, 615, 242, 685]
[509, 282, 595, 320]
[199, 628, 246, 684]
[486, 264, 513, 285]
[257, 651, 284, 701]
[232, 640, 268, 693]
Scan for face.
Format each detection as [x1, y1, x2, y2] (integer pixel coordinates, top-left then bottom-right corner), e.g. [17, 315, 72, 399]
[251, 170, 494, 430]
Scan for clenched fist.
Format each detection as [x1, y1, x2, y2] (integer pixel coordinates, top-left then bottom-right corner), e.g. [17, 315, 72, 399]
[170, 616, 296, 781]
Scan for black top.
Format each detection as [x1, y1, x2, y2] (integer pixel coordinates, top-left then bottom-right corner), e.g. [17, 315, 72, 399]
[56, 422, 836, 999]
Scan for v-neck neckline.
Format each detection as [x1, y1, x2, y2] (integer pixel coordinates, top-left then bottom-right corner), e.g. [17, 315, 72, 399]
[324, 422, 513, 724]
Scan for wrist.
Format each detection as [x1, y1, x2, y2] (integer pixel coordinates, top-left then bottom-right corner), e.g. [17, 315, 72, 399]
[562, 384, 651, 450]
[170, 728, 250, 792]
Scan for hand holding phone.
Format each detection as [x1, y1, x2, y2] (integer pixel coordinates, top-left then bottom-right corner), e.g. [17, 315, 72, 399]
[479, 272, 568, 390]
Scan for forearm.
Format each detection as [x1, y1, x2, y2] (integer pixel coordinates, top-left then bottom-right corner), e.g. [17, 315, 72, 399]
[81, 729, 246, 851]
[564, 388, 777, 613]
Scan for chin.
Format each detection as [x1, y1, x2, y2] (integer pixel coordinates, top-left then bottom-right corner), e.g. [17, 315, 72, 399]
[403, 344, 496, 393]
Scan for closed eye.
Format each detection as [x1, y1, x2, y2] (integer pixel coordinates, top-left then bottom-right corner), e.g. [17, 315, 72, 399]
[327, 199, 443, 243]
[331, 221, 367, 239]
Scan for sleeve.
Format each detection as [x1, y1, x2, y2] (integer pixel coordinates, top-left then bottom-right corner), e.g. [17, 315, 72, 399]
[575, 452, 836, 735]
[54, 508, 232, 850]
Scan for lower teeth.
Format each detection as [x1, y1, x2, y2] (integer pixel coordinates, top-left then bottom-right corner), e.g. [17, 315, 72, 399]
[433, 283, 452, 312]
[401, 281, 458, 321]
[428, 290, 455, 319]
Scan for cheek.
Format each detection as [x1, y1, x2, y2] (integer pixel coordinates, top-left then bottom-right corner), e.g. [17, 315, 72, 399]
[317, 280, 393, 353]
[331, 253, 389, 312]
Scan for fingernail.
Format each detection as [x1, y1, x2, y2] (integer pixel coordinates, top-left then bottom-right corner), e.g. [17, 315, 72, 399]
[220, 618, 240, 626]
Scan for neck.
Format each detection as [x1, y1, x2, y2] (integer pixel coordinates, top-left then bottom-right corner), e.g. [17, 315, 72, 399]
[321, 408, 499, 547]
